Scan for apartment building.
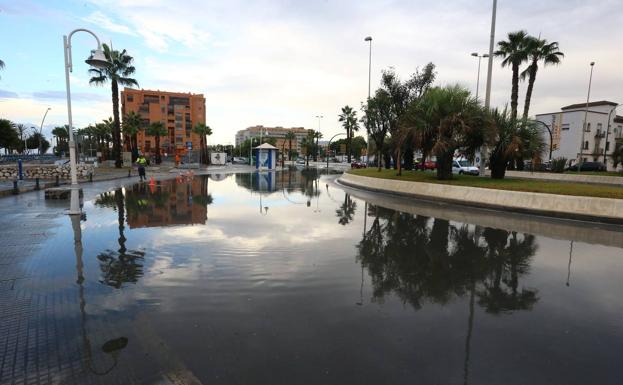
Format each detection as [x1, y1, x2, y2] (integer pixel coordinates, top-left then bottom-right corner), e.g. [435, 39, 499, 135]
[121, 88, 206, 156]
[235, 126, 311, 153]
[535, 101, 622, 170]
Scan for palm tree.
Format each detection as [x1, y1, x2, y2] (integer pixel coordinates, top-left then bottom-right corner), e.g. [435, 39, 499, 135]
[285, 131, 296, 160]
[313, 131, 323, 162]
[146, 121, 167, 164]
[521, 37, 564, 123]
[52, 125, 70, 156]
[611, 139, 623, 170]
[89, 44, 139, 168]
[338, 105, 359, 163]
[490, 108, 545, 179]
[495, 30, 530, 121]
[15, 124, 29, 154]
[415, 85, 492, 180]
[0, 59, 4, 79]
[122, 111, 142, 160]
[336, 193, 357, 225]
[192, 123, 212, 165]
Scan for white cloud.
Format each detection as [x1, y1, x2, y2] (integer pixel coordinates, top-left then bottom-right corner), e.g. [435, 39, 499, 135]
[83, 11, 136, 36]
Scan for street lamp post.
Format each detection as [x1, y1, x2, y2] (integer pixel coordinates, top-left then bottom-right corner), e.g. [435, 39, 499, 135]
[479, 0, 497, 177]
[578, 62, 595, 174]
[315, 115, 323, 164]
[38, 107, 51, 155]
[535, 120, 554, 162]
[604, 104, 619, 166]
[470, 53, 489, 100]
[364, 36, 372, 166]
[327, 132, 347, 169]
[63, 28, 111, 215]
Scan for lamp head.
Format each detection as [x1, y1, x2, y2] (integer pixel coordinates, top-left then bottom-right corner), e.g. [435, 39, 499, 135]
[85, 49, 111, 69]
[483, 54, 490, 58]
[364, 36, 372, 42]
[590, 61, 595, 66]
[471, 52, 478, 57]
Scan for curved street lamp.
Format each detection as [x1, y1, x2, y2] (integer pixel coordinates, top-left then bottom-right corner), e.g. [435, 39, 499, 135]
[64, 28, 112, 215]
[38, 107, 51, 155]
[470, 53, 489, 100]
[534, 120, 554, 162]
[604, 104, 619, 166]
[326, 132, 347, 169]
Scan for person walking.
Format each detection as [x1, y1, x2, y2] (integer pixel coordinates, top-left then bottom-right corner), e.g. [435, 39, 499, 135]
[136, 153, 147, 182]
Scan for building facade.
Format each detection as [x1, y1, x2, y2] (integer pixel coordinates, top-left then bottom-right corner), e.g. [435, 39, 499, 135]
[121, 88, 206, 156]
[535, 101, 622, 170]
[235, 126, 311, 154]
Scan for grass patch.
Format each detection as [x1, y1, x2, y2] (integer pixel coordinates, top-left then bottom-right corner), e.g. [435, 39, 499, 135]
[349, 168, 623, 199]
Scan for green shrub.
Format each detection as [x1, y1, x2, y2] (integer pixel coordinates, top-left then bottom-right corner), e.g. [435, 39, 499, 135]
[550, 157, 567, 173]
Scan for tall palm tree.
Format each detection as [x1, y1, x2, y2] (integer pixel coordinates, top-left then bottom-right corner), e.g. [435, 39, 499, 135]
[192, 123, 212, 165]
[285, 131, 296, 160]
[0, 59, 4, 79]
[313, 131, 323, 162]
[122, 111, 142, 160]
[15, 124, 29, 154]
[89, 44, 139, 168]
[146, 121, 167, 164]
[338, 105, 360, 163]
[521, 37, 564, 122]
[495, 31, 530, 121]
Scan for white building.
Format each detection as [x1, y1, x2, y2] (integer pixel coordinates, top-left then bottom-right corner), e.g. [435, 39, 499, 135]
[535, 101, 622, 170]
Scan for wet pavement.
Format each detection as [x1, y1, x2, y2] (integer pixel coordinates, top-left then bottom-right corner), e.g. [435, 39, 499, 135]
[1, 168, 622, 385]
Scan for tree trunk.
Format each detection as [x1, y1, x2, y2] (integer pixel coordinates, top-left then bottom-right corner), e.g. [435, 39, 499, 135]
[404, 142, 414, 170]
[377, 149, 382, 171]
[111, 80, 122, 168]
[347, 127, 352, 163]
[510, 63, 520, 121]
[490, 152, 508, 179]
[522, 61, 538, 123]
[436, 152, 453, 180]
[396, 147, 402, 176]
[155, 135, 161, 164]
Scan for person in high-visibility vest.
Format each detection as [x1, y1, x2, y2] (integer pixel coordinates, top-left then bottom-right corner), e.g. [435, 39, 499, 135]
[136, 154, 147, 181]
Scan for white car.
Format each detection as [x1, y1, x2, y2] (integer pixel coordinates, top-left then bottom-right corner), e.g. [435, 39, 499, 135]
[452, 159, 479, 175]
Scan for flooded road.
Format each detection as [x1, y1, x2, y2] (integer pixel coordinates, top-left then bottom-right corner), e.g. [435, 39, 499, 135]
[1, 169, 622, 385]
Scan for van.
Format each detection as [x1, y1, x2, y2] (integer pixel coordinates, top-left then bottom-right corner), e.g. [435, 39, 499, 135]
[452, 158, 479, 175]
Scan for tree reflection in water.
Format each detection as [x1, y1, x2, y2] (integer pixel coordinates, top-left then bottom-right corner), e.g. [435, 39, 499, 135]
[94, 188, 145, 289]
[356, 204, 539, 384]
[356, 205, 538, 312]
[336, 193, 357, 225]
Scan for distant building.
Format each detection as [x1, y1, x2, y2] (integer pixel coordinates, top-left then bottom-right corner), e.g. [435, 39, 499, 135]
[535, 101, 622, 170]
[235, 126, 311, 154]
[121, 88, 206, 156]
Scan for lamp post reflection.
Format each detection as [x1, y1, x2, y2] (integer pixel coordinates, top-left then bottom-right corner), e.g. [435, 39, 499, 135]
[70, 214, 128, 376]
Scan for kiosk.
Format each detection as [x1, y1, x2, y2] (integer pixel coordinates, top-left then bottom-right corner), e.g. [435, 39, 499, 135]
[253, 143, 278, 170]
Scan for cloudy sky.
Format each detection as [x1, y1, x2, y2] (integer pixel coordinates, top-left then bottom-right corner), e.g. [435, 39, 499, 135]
[0, 0, 621, 144]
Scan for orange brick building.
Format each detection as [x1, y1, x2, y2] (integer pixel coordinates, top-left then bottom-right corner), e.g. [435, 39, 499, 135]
[121, 88, 206, 156]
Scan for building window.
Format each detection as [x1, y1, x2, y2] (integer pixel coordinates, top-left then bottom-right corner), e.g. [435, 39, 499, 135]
[597, 123, 602, 131]
[127, 95, 133, 102]
[561, 124, 570, 131]
[606, 142, 610, 151]
[585, 122, 591, 132]
[583, 141, 589, 150]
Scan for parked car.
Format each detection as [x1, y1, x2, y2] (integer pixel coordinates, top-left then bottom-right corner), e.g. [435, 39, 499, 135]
[566, 161, 607, 172]
[415, 160, 437, 170]
[452, 159, 479, 175]
[351, 161, 367, 169]
[296, 157, 306, 165]
[232, 156, 248, 164]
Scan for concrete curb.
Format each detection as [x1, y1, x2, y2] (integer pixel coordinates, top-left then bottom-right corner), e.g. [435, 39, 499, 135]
[338, 173, 623, 225]
[498, 170, 623, 186]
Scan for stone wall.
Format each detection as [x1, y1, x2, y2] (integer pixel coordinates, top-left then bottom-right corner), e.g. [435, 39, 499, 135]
[0, 164, 95, 180]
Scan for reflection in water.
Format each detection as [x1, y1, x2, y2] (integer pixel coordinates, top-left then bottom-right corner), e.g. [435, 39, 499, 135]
[336, 193, 357, 225]
[357, 206, 538, 312]
[70, 214, 128, 377]
[357, 206, 539, 384]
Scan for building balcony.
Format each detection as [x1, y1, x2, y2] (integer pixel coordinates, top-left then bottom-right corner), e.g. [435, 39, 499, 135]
[594, 130, 605, 138]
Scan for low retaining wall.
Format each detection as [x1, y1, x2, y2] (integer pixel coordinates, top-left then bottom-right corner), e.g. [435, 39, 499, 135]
[0, 164, 95, 180]
[499, 170, 623, 186]
[338, 173, 623, 224]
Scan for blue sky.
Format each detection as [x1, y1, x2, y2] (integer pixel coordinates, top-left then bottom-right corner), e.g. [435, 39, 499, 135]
[1, 0, 622, 144]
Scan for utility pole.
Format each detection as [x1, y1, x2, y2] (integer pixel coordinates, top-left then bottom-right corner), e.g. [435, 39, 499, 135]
[479, 0, 497, 176]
